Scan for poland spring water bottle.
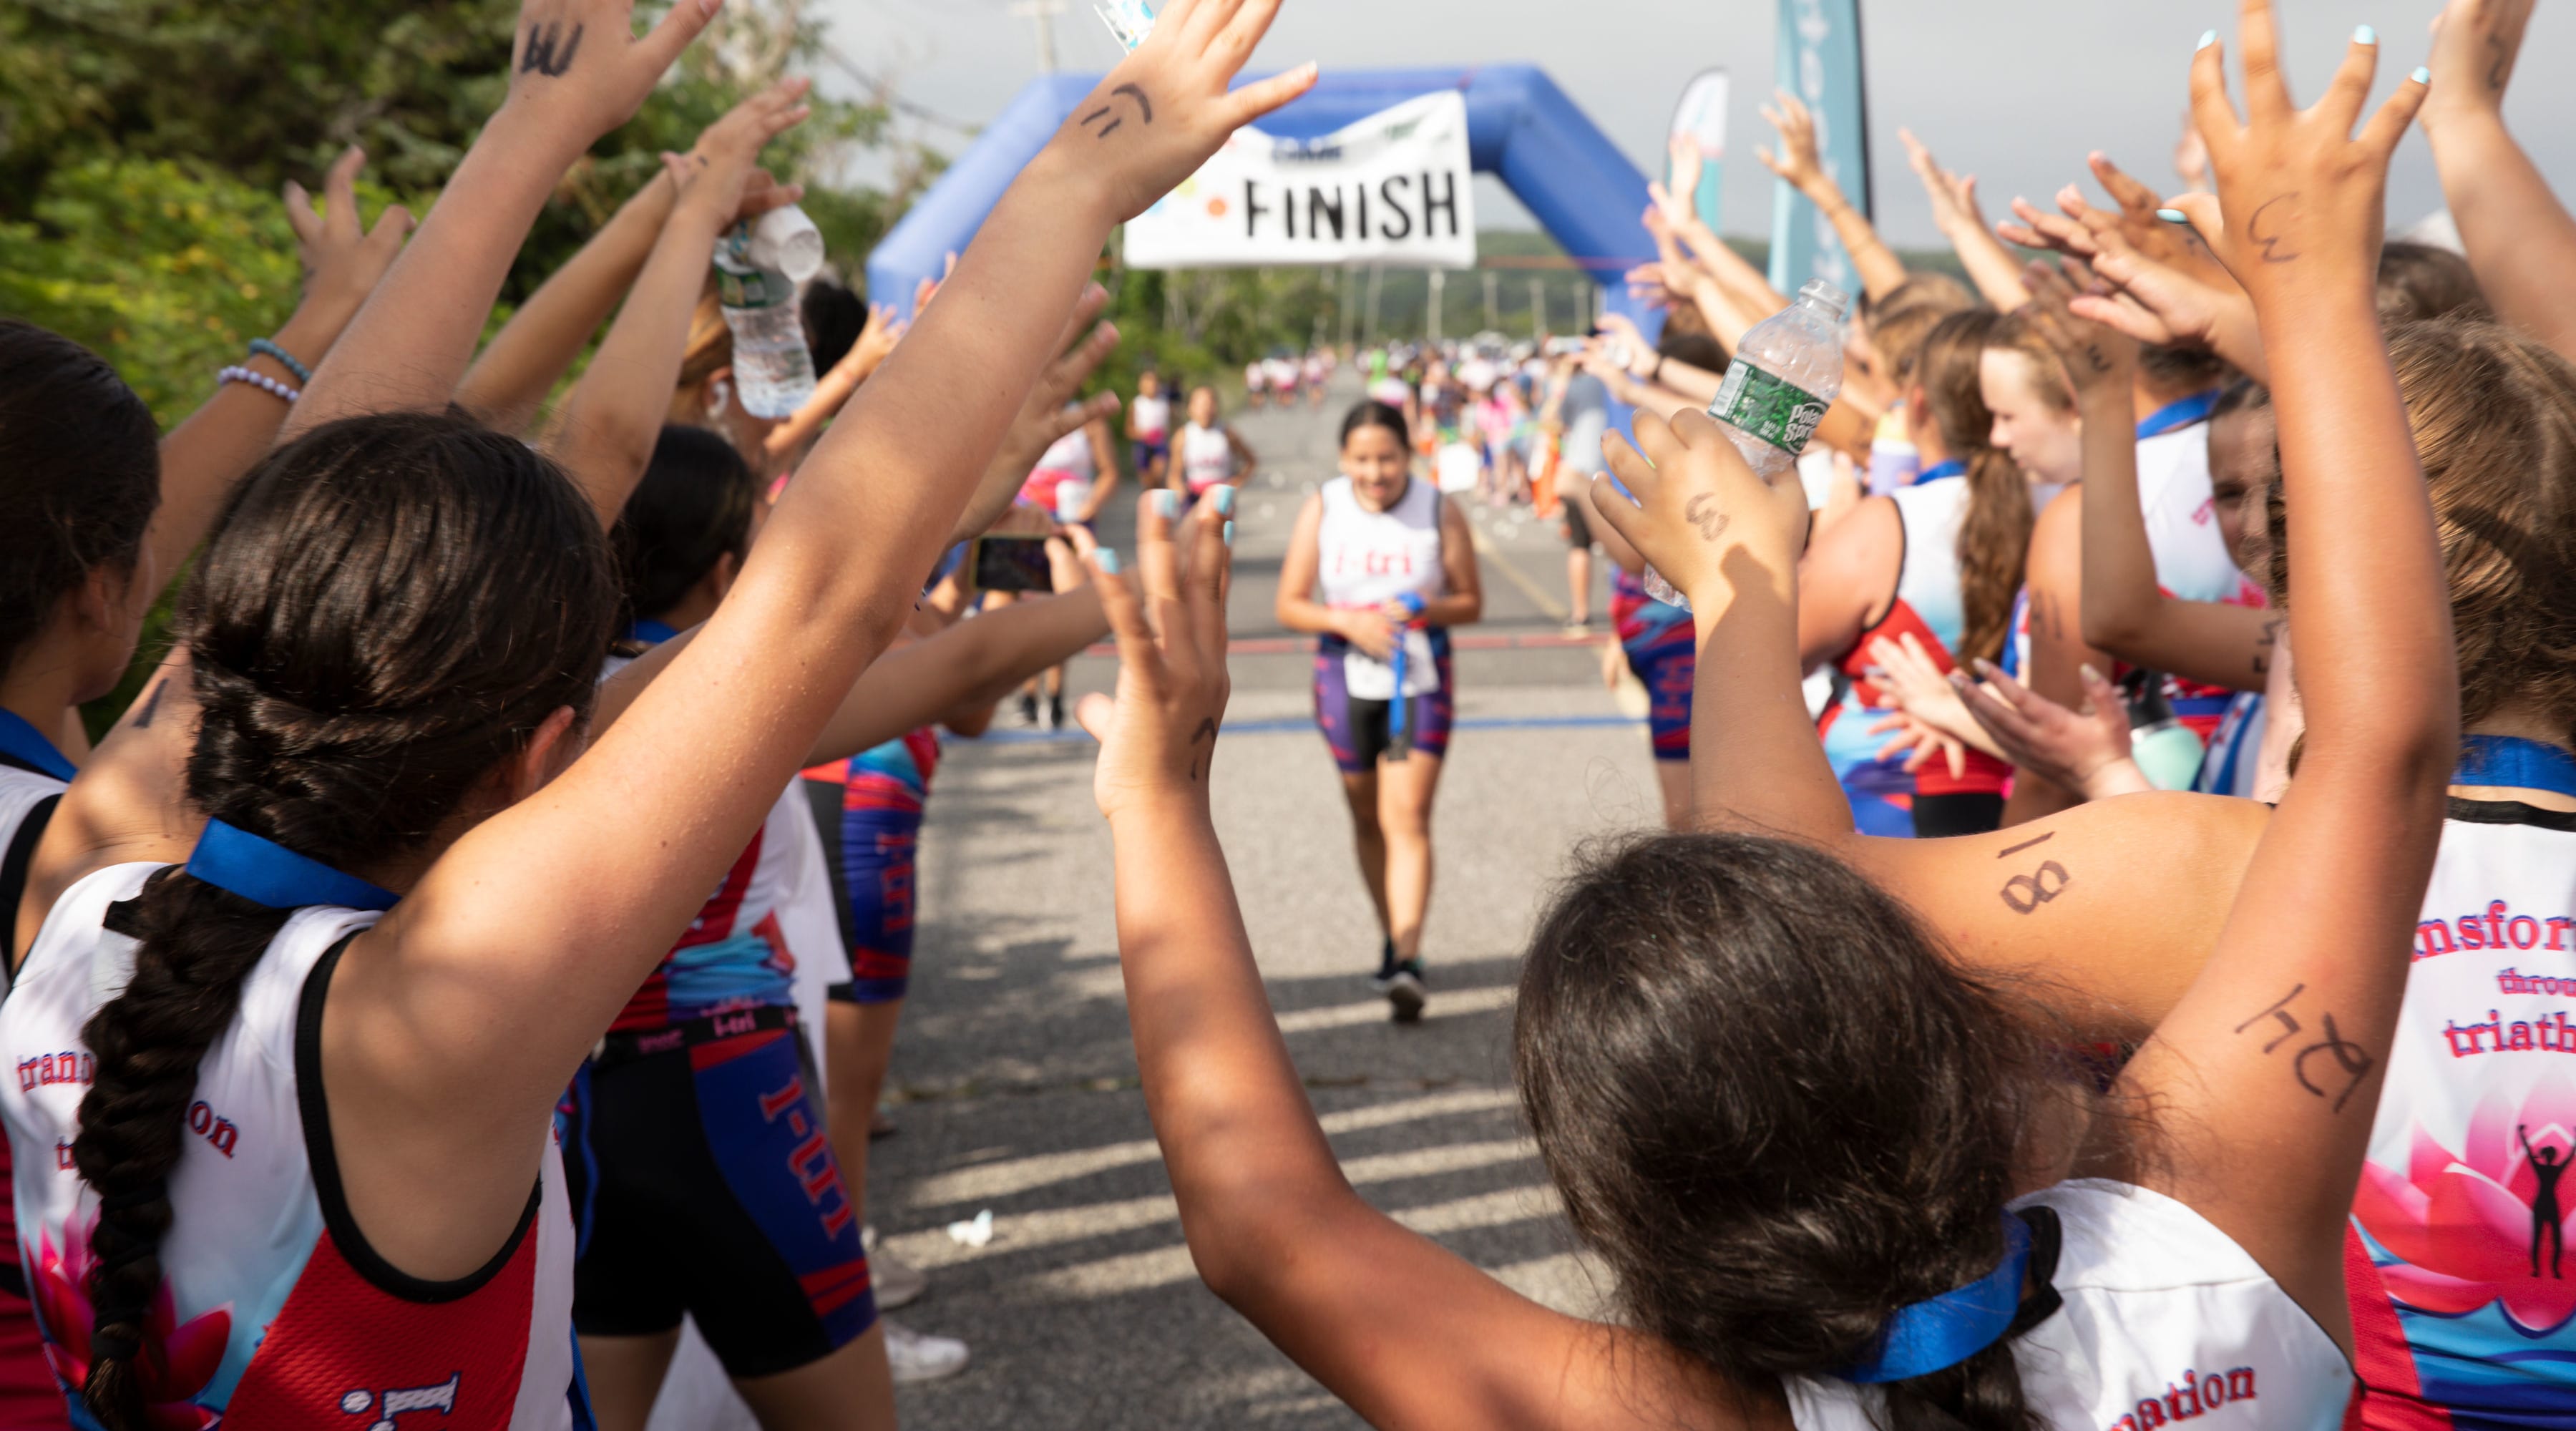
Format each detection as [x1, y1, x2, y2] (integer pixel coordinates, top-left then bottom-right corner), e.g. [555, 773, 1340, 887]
[1641, 278, 1849, 607]
[712, 205, 826, 421]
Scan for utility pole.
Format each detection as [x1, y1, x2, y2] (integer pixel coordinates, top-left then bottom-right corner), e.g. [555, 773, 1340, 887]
[1008, 0, 1065, 73]
[1363, 263, 1384, 344]
[1530, 278, 1546, 341]
[1481, 270, 1500, 333]
[1427, 269, 1445, 343]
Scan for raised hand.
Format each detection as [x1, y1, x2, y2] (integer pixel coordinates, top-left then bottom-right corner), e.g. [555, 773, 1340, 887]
[1665, 134, 1706, 214]
[2172, 9, 2429, 293]
[845, 303, 907, 376]
[2075, 152, 2236, 290]
[1952, 659, 2144, 800]
[504, 0, 721, 143]
[1589, 409, 1809, 614]
[1756, 90, 1826, 195]
[2424, 0, 2534, 124]
[1058, 0, 1320, 223]
[283, 147, 413, 333]
[1091, 487, 1234, 816]
[1899, 129, 1988, 238]
[2019, 259, 2137, 400]
[661, 76, 814, 228]
[952, 285, 1124, 542]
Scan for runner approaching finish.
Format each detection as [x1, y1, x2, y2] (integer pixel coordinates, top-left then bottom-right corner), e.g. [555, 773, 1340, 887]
[1275, 401, 1483, 1021]
[1174, 384, 1257, 504]
[0, 3, 1314, 1425]
[1127, 369, 1173, 492]
[1802, 310, 2029, 837]
[1014, 415, 1119, 729]
[1243, 358, 1267, 410]
[1080, 24, 2454, 1415]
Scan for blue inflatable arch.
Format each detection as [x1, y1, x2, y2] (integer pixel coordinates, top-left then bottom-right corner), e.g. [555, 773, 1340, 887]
[866, 65, 1661, 333]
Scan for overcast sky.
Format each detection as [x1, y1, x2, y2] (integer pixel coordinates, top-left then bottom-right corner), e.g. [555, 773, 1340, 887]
[811, 0, 2576, 248]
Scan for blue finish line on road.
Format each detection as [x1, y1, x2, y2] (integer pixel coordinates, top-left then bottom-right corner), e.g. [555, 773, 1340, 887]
[980, 713, 1648, 746]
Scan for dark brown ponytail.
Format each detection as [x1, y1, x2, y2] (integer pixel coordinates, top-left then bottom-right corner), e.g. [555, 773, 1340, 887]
[71, 411, 616, 1429]
[1918, 310, 2032, 666]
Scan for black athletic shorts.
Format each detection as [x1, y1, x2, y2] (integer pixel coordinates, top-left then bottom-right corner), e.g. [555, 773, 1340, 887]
[560, 1017, 877, 1377]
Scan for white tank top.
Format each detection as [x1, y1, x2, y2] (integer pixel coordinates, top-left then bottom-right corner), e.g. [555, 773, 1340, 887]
[1315, 475, 1445, 610]
[1131, 394, 1171, 443]
[1885, 474, 1973, 648]
[1787, 1181, 2351, 1430]
[1180, 423, 1236, 495]
[1033, 426, 1095, 479]
[0, 864, 580, 1427]
[2135, 423, 2244, 606]
[2348, 800, 2576, 1420]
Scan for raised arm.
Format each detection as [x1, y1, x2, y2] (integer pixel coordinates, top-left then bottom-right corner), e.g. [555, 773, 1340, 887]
[2019, 261, 2275, 690]
[147, 150, 411, 581]
[1898, 128, 2030, 309]
[453, 169, 678, 435]
[546, 80, 812, 525]
[371, 0, 1317, 1119]
[2109, 12, 2451, 1344]
[2421, 0, 2575, 359]
[1095, 496, 1740, 1431]
[288, 0, 719, 436]
[2000, 195, 2269, 384]
[1757, 91, 1906, 304]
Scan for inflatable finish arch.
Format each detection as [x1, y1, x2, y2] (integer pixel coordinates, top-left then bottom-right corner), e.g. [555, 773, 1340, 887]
[866, 65, 1662, 334]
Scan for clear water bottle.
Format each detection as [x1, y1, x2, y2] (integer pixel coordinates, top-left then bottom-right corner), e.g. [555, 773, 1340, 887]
[712, 215, 819, 421]
[1642, 278, 1849, 607]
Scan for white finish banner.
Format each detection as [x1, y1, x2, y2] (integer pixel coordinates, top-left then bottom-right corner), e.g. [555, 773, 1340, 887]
[1123, 92, 1477, 270]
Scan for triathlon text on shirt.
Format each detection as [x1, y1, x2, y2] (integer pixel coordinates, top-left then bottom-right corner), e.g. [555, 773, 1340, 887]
[2104, 1365, 2257, 1430]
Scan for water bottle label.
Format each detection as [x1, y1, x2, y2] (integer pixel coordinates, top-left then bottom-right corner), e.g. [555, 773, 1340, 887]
[716, 265, 792, 311]
[1711, 361, 1828, 456]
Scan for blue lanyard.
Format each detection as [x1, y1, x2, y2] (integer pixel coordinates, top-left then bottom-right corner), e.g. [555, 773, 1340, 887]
[0, 709, 76, 782]
[186, 819, 400, 912]
[628, 619, 679, 647]
[2457, 735, 2576, 798]
[1914, 460, 1966, 485]
[2136, 389, 2223, 440]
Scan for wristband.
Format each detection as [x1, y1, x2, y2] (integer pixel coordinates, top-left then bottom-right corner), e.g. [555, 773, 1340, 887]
[218, 366, 301, 405]
[247, 337, 311, 386]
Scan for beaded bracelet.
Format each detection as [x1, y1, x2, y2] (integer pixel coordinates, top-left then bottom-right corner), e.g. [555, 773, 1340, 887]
[246, 337, 311, 386]
[218, 366, 301, 405]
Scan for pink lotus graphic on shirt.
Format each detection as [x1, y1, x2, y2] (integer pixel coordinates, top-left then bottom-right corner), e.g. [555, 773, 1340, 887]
[2353, 1076, 2576, 1333]
[26, 1214, 232, 1428]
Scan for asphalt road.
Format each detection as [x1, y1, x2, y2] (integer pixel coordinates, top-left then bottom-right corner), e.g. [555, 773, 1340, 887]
[869, 371, 1664, 1428]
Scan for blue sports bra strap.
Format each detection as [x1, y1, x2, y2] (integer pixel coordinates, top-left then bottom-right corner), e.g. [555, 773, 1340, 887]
[186, 819, 401, 912]
[1833, 1213, 2034, 1384]
[0, 708, 77, 782]
[628, 618, 680, 646]
[2456, 733, 2576, 799]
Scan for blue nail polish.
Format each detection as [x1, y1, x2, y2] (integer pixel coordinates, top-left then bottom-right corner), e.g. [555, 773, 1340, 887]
[2196, 29, 2218, 50]
[2353, 24, 2376, 44]
[2412, 66, 2432, 83]
[1098, 549, 1121, 575]
[1152, 490, 1179, 521]
[1223, 520, 1236, 547]
[2157, 207, 2190, 224]
[1211, 484, 1236, 517]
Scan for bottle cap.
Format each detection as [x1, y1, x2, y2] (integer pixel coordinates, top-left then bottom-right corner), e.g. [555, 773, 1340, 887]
[1797, 280, 1851, 323]
[747, 205, 826, 284]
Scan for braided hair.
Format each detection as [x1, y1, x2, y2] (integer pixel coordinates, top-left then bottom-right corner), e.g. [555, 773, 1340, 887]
[71, 411, 615, 1429]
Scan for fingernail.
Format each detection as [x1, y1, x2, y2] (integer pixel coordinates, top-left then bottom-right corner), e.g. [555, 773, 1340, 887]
[2079, 663, 2104, 683]
[2353, 24, 2376, 44]
[1211, 485, 1236, 516]
[2157, 207, 2190, 224]
[1223, 520, 1236, 547]
[2196, 29, 2218, 50]
[1098, 549, 1121, 575]
[1152, 490, 1179, 521]
[2412, 66, 2433, 83]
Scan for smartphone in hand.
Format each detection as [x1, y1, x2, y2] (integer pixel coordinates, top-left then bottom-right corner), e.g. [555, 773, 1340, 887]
[969, 534, 1055, 595]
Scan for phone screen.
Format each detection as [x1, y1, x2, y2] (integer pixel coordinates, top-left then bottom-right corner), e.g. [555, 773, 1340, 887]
[971, 535, 1054, 594]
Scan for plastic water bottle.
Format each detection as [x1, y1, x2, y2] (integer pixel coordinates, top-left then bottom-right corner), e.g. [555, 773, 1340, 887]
[2124, 674, 2210, 792]
[1642, 278, 1849, 607]
[712, 207, 824, 421]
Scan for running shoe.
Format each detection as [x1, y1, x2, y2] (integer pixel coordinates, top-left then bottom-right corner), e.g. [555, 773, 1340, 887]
[1374, 957, 1428, 1024]
[864, 1226, 928, 1311]
[1016, 692, 1040, 726]
[1047, 692, 1065, 731]
[884, 1319, 971, 1383]
[869, 1103, 899, 1141]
